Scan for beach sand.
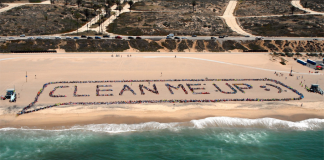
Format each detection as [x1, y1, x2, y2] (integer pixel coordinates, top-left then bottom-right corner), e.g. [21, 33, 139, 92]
[0, 53, 323, 129]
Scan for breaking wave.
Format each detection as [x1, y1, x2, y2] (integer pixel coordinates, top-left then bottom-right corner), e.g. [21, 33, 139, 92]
[1, 117, 323, 133]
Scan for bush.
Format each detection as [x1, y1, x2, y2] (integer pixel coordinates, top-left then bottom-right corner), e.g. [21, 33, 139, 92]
[296, 52, 302, 56]
[285, 52, 294, 57]
[29, 0, 42, 3]
[280, 57, 286, 65]
[279, 53, 285, 56]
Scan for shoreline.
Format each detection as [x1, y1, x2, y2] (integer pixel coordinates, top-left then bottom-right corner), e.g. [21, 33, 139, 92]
[1, 102, 323, 129]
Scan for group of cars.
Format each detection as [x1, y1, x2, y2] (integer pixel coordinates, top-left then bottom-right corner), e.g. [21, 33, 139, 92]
[4, 34, 142, 40]
[166, 35, 231, 40]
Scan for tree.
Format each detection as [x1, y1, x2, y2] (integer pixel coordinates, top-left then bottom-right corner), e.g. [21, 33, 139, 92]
[74, 12, 81, 35]
[70, 10, 74, 31]
[44, 14, 48, 35]
[65, 0, 69, 5]
[191, 1, 196, 12]
[77, 0, 83, 8]
[106, 0, 113, 7]
[305, 2, 307, 8]
[291, 6, 295, 15]
[84, 8, 90, 20]
[105, 5, 111, 17]
[117, 5, 122, 16]
[116, 0, 120, 6]
[128, 1, 133, 12]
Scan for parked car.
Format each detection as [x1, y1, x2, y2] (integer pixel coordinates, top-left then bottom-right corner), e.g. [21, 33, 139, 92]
[320, 63, 324, 66]
[87, 36, 93, 39]
[219, 36, 224, 38]
[115, 36, 122, 39]
[211, 37, 216, 40]
[27, 37, 35, 40]
[81, 35, 87, 38]
[2, 89, 16, 102]
[44, 37, 50, 39]
[136, 36, 142, 39]
[192, 35, 197, 37]
[55, 37, 61, 39]
[95, 36, 101, 39]
[245, 35, 250, 37]
[20, 34, 25, 37]
[313, 39, 318, 41]
[9, 37, 15, 39]
[74, 37, 80, 39]
[66, 36, 72, 39]
[128, 36, 134, 39]
[174, 37, 180, 39]
[103, 35, 110, 38]
[36, 37, 42, 39]
[166, 36, 172, 39]
[181, 37, 188, 39]
[225, 35, 228, 37]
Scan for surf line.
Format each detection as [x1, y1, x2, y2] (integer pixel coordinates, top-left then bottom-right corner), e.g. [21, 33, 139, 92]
[17, 78, 304, 116]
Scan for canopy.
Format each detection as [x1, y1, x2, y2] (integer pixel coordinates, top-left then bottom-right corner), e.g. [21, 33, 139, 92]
[316, 65, 322, 68]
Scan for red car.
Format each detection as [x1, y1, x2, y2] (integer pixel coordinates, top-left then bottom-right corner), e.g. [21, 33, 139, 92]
[115, 36, 122, 39]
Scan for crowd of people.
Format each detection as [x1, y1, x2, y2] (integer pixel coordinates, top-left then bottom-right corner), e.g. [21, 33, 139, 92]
[266, 83, 282, 93]
[119, 85, 136, 95]
[16, 78, 305, 116]
[213, 83, 238, 94]
[186, 84, 210, 94]
[74, 85, 90, 97]
[233, 83, 253, 93]
[96, 85, 113, 96]
[49, 86, 69, 97]
[165, 84, 188, 94]
[139, 84, 159, 95]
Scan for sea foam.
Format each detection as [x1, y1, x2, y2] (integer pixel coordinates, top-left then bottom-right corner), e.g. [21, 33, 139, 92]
[1, 117, 323, 133]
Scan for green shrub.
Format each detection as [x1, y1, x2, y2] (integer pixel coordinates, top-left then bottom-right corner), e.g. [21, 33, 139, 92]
[285, 52, 294, 57]
[296, 52, 302, 56]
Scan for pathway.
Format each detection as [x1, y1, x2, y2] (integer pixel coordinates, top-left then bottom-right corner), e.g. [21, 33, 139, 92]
[291, 0, 324, 15]
[220, 0, 253, 36]
[0, 1, 50, 13]
[64, 4, 118, 35]
[91, 4, 130, 35]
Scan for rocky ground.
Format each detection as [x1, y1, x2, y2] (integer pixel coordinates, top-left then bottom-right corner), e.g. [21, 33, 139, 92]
[239, 15, 324, 37]
[235, 0, 304, 16]
[300, 0, 324, 12]
[1, 39, 323, 53]
[132, 0, 229, 16]
[0, 4, 93, 36]
[107, 12, 238, 36]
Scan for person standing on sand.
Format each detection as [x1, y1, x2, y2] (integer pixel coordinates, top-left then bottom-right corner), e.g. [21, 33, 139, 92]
[161, 72, 162, 77]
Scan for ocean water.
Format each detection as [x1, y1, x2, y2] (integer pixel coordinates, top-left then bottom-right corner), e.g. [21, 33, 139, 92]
[1, 117, 323, 160]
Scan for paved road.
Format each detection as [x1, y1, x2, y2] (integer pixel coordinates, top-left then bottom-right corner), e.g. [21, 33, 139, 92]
[1, 35, 323, 41]
[0, 1, 51, 13]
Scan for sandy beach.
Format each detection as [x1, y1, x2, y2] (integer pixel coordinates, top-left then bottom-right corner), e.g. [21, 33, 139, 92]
[0, 53, 323, 129]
